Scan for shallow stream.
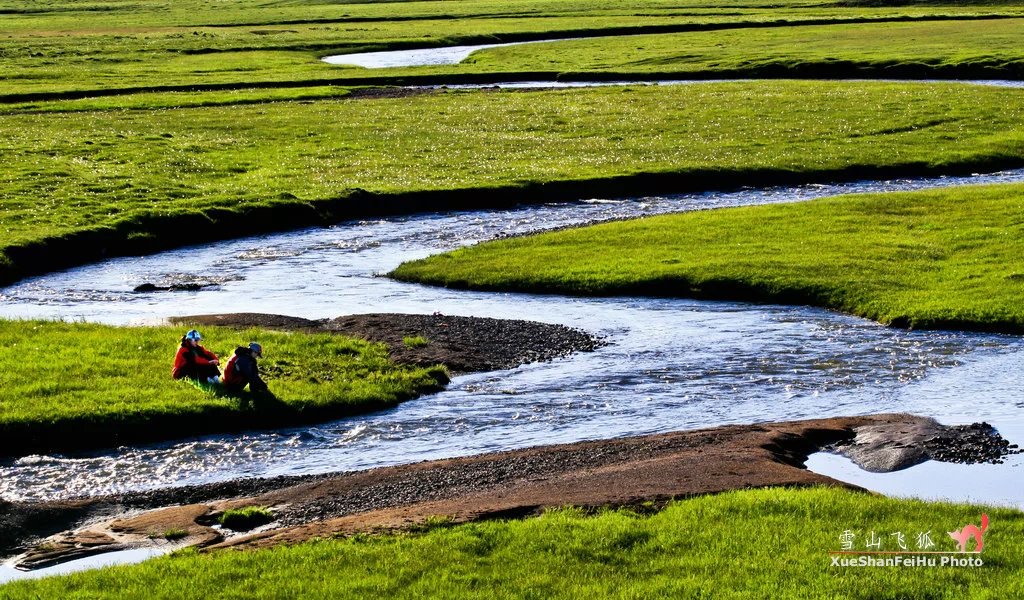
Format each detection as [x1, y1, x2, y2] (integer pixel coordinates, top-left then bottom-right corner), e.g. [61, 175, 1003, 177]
[2, 170, 1024, 503]
[322, 38, 571, 68]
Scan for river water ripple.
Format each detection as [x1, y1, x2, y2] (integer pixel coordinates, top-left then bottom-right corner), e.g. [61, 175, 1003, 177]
[2, 171, 1024, 502]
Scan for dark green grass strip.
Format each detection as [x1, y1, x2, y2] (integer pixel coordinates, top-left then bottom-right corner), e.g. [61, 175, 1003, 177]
[1, 487, 1020, 598]
[0, 321, 447, 457]
[392, 183, 1024, 333]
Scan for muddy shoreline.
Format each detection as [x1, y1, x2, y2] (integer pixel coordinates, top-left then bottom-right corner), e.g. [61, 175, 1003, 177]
[3, 413, 1018, 567]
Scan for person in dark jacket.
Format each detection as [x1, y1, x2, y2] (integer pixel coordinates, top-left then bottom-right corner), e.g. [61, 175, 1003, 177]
[223, 342, 269, 394]
[172, 329, 221, 384]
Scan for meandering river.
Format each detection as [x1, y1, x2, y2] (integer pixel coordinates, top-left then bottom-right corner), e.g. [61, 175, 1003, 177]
[2, 170, 1024, 503]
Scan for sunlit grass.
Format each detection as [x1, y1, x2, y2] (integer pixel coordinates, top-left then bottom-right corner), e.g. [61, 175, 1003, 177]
[4, 0, 1021, 97]
[1, 487, 1020, 598]
[393, 182, 1024, 332]
[218, 506, 274, 531]
[3, 81, 1024, 282]
[465, 17, 1024, 76]
[0, 320, 446, 453]
[5, 1, 1024, 286]
[158, 529, 188, 542]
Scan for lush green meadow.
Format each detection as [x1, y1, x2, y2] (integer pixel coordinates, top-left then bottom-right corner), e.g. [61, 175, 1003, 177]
[3, 1, 1024, 595]
[465, 17, 1024, 78]
[4, 81, 1024, 285]
[0, 320, 446, 455]
[393, 183, 1024, 332]
[2, 0, 1023, 98]
[4, 1, 1024, 286]
[2, 487, 1020, 598]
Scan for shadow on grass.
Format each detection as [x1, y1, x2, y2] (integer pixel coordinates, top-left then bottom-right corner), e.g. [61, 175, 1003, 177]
[191, 378, 282, 407]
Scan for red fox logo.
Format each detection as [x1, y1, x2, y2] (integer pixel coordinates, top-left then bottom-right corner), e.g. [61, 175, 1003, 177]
[948, 514, 988, 553]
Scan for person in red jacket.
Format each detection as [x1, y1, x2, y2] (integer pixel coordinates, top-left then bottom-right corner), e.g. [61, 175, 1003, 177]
[172, 329, 221, 384]
[222, 342, 269, 394]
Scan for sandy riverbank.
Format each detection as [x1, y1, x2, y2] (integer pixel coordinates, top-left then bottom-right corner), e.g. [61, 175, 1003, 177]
[4, 413, 1017, 569]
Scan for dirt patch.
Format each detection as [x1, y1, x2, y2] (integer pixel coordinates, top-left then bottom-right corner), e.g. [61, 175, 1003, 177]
[14, 530, 126, 571]
[109, 504, 219, 543]
[13, 505, 222, 570]
[172, 312, 604, 373]
[345, 86, 440, 101]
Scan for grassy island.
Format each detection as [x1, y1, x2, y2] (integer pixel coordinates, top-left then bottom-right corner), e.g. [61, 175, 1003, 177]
[0, 321, 447, 456]
[393, 183, 1024, 333]
[1, 487, 1020, 598]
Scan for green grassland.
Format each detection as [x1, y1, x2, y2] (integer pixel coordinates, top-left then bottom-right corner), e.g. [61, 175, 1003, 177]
[0, 320, 447, 455]
[463, 17, 1024, 78]
[2, 0, 1024, 98]
[4, 81, 1024, 285]
[392, 183, 1024, 332]
[5, 1, 1024, 287]
[2, 2, 1023, 595]
[1, 487, 1020, 598]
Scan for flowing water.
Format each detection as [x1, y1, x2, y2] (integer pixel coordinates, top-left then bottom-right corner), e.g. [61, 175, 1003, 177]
[322, 39, 572, 68]
[3, 170, 1024, 502]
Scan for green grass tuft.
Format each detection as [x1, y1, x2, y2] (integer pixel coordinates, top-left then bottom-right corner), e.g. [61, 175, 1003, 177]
[402, 335, 430, 349]
[218, 506, 274, 531]
[160, 529, 189, 541]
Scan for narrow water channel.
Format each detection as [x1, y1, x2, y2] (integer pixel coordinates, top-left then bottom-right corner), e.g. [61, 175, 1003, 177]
[3, 170, 1024, 502]
[322, 39, 571, 68]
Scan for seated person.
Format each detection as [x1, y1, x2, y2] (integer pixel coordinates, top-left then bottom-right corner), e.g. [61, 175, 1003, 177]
[172, 329, 220, 384]
[223, 342, 269, 394]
